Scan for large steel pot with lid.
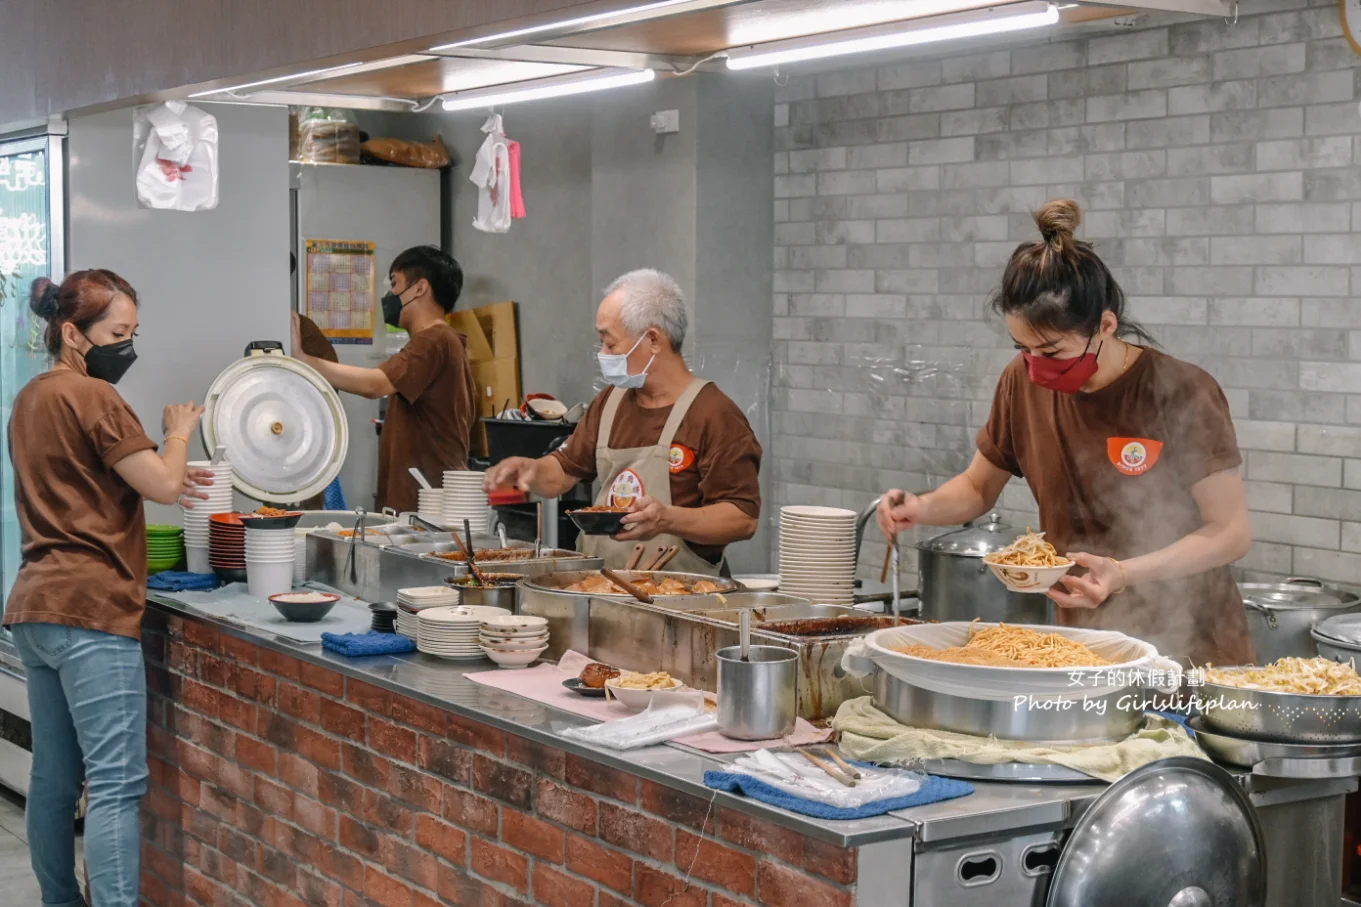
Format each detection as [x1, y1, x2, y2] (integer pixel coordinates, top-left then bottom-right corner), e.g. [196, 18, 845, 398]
[1311, 611, 1361, 664]
[916, 513, 1051, 624]
[1240, 577, 1360, 664]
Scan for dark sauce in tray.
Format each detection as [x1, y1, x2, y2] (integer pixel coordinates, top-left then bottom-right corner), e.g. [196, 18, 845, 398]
[760, 616, 921, 637]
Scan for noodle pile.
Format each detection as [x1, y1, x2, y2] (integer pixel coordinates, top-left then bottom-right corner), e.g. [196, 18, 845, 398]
[984, 529, 1071, 568]
[892, 622, 1111, 669]
[609, 671, 679, 690]
[1205, 657, 1361, 695]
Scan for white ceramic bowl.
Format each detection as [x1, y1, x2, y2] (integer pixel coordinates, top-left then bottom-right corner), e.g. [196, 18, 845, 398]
[247, 561, 294, 598]
[483, 615, 548, 632]
[603, 677, 685, 711]
[479, 634, 549, 651]
[481, 645, 547, 669]
[983, 556, 1074, 594]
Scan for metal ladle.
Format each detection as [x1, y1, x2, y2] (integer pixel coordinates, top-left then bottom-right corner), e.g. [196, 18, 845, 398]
[739, 609, 751, 662]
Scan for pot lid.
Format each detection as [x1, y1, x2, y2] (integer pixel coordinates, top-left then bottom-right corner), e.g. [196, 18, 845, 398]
[201, 346, 348, 504]
[1238, 579, 1358, 611]
[1048, 757, 1264, 907]
[1313, 613, 1361, 647]
[916, 512, 1017, 557]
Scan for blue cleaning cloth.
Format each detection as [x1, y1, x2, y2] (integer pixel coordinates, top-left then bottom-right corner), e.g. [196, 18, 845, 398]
[323, 477, 347, 511]
[703, 763, 974, 820]
[147, 571, 220, 592]
[321, 631, 415, 657]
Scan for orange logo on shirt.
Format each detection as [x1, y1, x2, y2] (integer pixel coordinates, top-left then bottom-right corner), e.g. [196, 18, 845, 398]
[608, 468, 645, 508]
[668, 445, 695, 474]
[1107, 438, 1163, 476]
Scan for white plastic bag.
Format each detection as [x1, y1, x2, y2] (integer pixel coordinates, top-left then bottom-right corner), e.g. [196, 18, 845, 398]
[730, 750, 922, 809]
[560, 697, 718, 750]
[134, 102, 219, 211]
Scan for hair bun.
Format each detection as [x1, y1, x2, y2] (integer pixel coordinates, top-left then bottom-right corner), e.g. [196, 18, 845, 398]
[28, 278, 59, 320]
[1035, 199, 1081, 250]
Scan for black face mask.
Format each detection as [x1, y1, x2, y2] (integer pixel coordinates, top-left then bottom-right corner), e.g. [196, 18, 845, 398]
[381, 286, 413, 329]
[84, 339, 137, 385]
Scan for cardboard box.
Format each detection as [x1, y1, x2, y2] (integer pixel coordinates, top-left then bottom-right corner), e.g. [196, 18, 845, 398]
[450, 301, 520, 456]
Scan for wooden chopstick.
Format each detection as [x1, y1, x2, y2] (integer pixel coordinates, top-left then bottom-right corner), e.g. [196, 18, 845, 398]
[799, 749, 856, 787]
[625, 544, 647, 571]
[652, 545, 680, 571]
[449, 530, 487, 586]
[880, 541, 894, 585]
[642, 545, 668, 571]
[822, 747, 862, 780]
[601, 568, 654, 604]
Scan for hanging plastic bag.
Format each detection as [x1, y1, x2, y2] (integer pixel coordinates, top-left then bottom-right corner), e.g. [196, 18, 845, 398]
[133, 102, 219, 211]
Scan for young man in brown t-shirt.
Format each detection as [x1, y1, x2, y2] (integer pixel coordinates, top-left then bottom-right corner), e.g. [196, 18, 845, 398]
[292, 246, 477, 514]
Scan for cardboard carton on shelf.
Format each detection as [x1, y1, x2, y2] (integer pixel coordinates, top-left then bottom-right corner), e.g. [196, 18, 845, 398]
[448, 301, 520, 456]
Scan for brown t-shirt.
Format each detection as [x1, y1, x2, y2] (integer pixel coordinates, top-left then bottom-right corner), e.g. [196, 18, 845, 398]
[299, 314, 339, 363]
[977, 347, 1253, 666]
[376, 323, 478, 514]
[553, 383, 763, 562]
[4, 369, 158, 639]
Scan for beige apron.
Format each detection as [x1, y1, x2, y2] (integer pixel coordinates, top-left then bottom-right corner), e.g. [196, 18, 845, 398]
[581, 378, 721, 575]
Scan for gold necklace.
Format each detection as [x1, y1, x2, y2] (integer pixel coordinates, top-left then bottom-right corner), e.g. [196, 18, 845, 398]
[1120, 341, 1133, 374]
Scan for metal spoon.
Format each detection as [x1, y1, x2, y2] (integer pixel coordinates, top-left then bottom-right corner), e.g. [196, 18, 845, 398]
[739, 609, 751, 662]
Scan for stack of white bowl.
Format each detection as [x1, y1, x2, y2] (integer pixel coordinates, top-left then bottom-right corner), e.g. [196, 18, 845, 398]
[293, 528, 312, 584]
[181, 460, 235, 574]
[417, 488, 445, 527]
[777, 505, 858, 605]
[417, 605, 510, 660]
[246, 526, 297, 598]
[396, 586, 460, 638]
[442, 470, 488, 533]
[479, 615, 549, 669]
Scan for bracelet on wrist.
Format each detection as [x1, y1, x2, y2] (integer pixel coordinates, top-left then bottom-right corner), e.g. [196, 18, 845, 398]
[164, 435, 189, 447]
[1110, 557, 1129, 595]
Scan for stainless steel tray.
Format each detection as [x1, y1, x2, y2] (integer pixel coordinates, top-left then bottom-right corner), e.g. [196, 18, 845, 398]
[915, 759, 1096, 784]
[1189, 717, 1361, 778]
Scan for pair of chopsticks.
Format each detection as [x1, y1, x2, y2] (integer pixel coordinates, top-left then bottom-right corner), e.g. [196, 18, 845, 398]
[601, 568, 654, 604]
[625, 544, 679, 571]
[798, 746, 861, 787]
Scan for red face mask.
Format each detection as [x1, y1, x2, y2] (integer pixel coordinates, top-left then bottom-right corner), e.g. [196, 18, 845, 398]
[1023, 339, 1102, 394]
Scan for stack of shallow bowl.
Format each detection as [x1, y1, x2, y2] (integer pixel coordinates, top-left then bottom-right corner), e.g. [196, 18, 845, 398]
[147, 525, 185, 574]
[417, 488, 445, 527]
[442, 470, 488, 533]
[182, 460, 235, 573]
[417, 605, 510, 660]
[245, 527, 296, 598]
[396, 586, 460, 638]
[777, 505, 857, 605]
[479, 615, 549, 669]
[208, 513, 247, 582]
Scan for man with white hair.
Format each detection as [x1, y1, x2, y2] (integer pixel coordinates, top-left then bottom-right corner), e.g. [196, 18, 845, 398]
[486, 269, 761, 573]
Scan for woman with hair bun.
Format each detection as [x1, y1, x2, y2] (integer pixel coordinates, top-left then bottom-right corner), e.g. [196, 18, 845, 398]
[7, 270, 212, 907]
[877, 200, 1253, 666]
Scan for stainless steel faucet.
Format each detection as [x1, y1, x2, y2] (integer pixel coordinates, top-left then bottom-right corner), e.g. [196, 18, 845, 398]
[853, 496, 881, 567]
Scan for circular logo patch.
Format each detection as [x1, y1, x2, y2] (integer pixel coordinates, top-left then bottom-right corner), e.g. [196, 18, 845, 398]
[608, 468, 645, 509]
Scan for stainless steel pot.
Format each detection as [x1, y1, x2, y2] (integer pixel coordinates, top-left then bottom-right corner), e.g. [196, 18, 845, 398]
[717, 645, 799, 740]
[1240, 577, 1360, 664]
[1311, 612, 1361, 665]
[916, 513, 1052, 625]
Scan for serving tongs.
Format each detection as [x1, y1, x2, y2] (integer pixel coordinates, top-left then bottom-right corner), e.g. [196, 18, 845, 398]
[601, 568, 653, 604]
[343, 507, 367, 584]
[450, 527, 488, 587]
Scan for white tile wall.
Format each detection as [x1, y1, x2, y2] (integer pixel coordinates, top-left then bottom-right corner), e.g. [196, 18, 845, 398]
[772, 0, 1361, 585]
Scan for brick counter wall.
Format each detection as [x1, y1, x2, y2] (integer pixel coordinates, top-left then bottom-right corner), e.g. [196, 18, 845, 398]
[139, 611, 861, 907]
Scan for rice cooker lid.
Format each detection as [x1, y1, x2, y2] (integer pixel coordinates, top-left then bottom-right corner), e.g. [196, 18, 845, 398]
[916, 513, 1017, 557]
[1239, 579, 1358, 612]
[201, 346, 348, 504]
[1048, 757, 1265, 907]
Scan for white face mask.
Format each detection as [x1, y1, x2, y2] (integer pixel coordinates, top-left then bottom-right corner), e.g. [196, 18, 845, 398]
[597, 333, 655, 389]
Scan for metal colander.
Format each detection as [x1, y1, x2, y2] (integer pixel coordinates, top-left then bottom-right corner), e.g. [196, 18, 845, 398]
[1198, 674, 1361, 743]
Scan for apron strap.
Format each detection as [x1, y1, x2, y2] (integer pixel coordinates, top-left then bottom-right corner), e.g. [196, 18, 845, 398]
[658, 378, 710, 450]
[595, 387, 625, 454]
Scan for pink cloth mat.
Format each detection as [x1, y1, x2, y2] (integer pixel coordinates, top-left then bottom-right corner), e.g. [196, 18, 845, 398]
[463, 651, 832, 754]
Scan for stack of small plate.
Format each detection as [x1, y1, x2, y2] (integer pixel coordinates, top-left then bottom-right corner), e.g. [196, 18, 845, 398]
[417, 605, 511, 660]
[480, 615, 549, 669]
[147, 525, 185, 574]
[396, 586, 460, 638]
[417, 487, 445, 527]
[777, 505, 858, 605]
[182, 460, 235, 573]
[442, 470, 488, 533]
[369, 602, 398, 633]
[208, 513, 247, 582]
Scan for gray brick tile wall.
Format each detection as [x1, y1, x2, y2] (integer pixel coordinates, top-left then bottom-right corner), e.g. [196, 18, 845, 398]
[771, 0, 1361, 587]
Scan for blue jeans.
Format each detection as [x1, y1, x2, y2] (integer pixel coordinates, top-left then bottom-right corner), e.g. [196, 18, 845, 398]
[13, 623, 147, 907]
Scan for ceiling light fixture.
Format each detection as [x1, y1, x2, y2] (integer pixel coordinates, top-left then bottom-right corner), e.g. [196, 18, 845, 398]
[440, 68, 655, 112]
[431, 0, 694, 50]
[725, 2, 1060, 71]
[188, 63, 366, 98]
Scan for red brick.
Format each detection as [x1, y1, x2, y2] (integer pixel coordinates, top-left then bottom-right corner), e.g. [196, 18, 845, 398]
[235, 735, 278, 775]
[293, 795, 338, 838]
[363, 866, 413, 907]
[198, 843, 239, 888]
[319, 700, 366, 742]
[140, 871, 173, 907]
[758, 862, 852, 907]
[713, 895, 748, 907]
[254, 777, 295, 820]
[279, 753, 320, 797]
[298, 661, 345, 697]
[292, 726, 342, 771]
[388, 697, 448, 735]
[641, 781, 713, 831]
[218, 695, 258, 735]
[802, 838, 857, 884]
[168, 641, 198, 676]
[379, 835, 439, 890]
[256, 843, 296, 887]
[532, 864, 594, 907]
[342, 743, 392, 789]
[565, 835, 632, 895]
[180, 678, 222, 718]
[717, 808, 804, 865]
[386, 763, 443, 814]
[344, 679, 392, 716]
[296, 870, 341, 907]
[447, 712, 505, 754]
[473, 755, 533, 809]
[369, 716, 418, 763]
[470, 838, 529, 894]
[502, 809, 565, 863]
[184, 866, 225, 906]
[199, 785, 236, 823]
[317, 769, 362, 809]
[417, 737, 472, 784]
[317, 844, 364, 892]
[412, 894, 442, 907]
[218, 826, 255, 865]
[145, 840, 182, 885]
[677, 829, 756, 896]
[148, 787, 182, 822]
[506, 735, 566, 779]
[262, 818, 319, 864]
[361, 790, 415, 837]
[598, 802, 673, 861]
[415, 814, 468, 867]
[277, 683, 323, 725]
[217, 633, 260, 667]
[181, 804, 218, 846]
[536, 781, 596, 835]
[565, 754, 637, 803]
[634, 865, 704, 907]
[340, 816, 382, 858]
[198, 653, 233, 688]
[181, 619, 220, 651]
[437, 865, 518, 907]
[442, 786, 499, 837]
[229, 666, 277, 703]
[598, 895, 629, 907]
[259, 648, 303, 682]
[235, 800, 266, 838]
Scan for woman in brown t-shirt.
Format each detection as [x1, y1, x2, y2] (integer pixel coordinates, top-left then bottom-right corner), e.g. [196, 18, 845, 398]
[877, 200, 1254, 667]
[5, 271, 211, 907]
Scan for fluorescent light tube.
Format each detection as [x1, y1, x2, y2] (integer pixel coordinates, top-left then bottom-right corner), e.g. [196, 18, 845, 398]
[725, 2, 1060, 71]
[441, 68, 655, 112]
[431, 0, 694, 50]
[188, 63, 364, 97]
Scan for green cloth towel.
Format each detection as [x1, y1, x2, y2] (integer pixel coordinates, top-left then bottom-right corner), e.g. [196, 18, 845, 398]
[832, 696, 1207, 784]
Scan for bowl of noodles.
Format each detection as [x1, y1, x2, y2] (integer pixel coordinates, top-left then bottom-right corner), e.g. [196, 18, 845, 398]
[1197, 657, 1361, 743]
[982, 529, 1073, 593]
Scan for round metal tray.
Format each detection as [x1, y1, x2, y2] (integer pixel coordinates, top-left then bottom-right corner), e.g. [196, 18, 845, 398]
[1189, 717, 1361, 778]
[917, 759, 1095, 784]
